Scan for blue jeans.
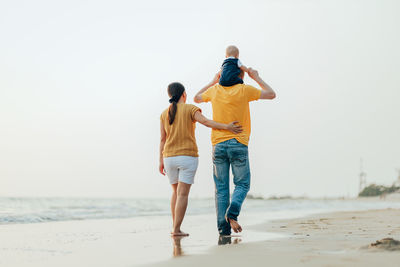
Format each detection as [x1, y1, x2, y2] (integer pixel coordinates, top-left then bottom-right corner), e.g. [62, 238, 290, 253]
[212, 138, 250, 235]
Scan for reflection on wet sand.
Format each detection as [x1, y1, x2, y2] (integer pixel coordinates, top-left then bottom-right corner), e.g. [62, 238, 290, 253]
[172, 236, 186, 257]
[171, 234, 243, 258]
[218, 235, 242, 245]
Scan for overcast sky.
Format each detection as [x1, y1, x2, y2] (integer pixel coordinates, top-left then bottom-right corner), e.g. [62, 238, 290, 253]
[1, 0, 399, 198]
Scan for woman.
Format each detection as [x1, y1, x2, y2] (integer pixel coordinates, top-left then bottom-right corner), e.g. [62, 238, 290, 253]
[159, 82, 242, 236]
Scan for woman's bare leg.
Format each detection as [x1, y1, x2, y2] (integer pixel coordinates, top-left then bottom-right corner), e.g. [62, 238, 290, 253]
[171, 184, 178, 228]
[172, 182, 191, 236]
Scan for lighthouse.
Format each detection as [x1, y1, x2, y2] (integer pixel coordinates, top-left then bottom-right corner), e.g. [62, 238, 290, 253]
[359, 158, 367, 193]
[395, 169, 400, 187]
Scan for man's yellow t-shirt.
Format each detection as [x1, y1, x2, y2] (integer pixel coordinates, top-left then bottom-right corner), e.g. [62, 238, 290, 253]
[202, 84, 261, 146]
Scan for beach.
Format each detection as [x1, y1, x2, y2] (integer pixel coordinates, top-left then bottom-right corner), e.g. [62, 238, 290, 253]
[1, 198, 400, 266]
[146, 208, 400, 267]
[2, 1, 399, 267]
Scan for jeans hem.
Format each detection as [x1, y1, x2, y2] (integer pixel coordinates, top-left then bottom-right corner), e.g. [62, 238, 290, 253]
[226, 214, 238, 222]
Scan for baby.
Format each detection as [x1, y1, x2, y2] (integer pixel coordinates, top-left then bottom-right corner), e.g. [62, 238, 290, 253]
[219, 45, 249, 87]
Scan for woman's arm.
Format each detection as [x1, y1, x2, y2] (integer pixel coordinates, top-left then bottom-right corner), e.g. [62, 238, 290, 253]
[193, 111, 242, 133]
[159, 120, 166, 176]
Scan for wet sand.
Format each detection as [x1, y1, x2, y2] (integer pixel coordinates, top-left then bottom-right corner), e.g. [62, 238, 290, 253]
[2, 208, 400, 266]
[145, 208, 400, 267]
[0, 212, 281, 267]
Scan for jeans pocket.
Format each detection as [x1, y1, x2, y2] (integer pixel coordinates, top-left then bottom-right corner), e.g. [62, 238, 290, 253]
[230, 147, 248, 167]
[231, 156, 247, 167]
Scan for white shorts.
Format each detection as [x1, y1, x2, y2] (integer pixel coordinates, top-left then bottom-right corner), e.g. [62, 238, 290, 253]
[164, 156, 199, 184]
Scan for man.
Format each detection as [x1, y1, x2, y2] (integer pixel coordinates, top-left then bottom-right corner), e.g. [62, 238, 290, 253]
[194, 68, 276, 236]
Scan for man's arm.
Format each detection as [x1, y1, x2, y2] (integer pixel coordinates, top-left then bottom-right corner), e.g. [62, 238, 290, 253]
[193, 71, 220, 103]
[248, 68, 276, 99]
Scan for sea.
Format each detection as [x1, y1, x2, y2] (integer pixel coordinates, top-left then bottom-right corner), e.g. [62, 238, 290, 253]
[1, 197, 400, 225]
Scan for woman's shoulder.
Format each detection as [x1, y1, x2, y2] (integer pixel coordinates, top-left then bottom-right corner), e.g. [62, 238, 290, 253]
[182, 103, 199, 109]
[160, 107, 169, 119]
[181, 103, 200, 112]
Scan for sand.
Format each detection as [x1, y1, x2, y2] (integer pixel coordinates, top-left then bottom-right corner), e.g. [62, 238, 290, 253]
[145, 208, 400, 267]
[2, 208, 400, 266]
[0, 212, 280, 267]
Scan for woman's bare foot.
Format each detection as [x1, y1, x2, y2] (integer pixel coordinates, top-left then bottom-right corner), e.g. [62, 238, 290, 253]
[171, 230, 189, 236]
[228, 218, 242, 233]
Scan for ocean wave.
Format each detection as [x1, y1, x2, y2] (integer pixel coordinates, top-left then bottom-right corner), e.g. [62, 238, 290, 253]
[1, 197, 400, 225]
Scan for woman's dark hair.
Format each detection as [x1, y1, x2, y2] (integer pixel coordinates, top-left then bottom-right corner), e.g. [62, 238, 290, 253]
[167, 82, 185, 125]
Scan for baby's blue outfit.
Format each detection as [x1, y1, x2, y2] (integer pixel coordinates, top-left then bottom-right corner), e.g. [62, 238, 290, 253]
[219, 57, 244, 87]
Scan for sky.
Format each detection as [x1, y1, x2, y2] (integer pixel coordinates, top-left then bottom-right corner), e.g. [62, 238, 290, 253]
[0, 0, 399, 198]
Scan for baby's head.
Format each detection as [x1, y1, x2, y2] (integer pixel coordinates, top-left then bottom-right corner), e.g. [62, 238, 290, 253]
[226, 45, 239, 58]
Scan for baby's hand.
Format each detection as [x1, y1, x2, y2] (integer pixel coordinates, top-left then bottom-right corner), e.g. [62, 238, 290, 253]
[240, 65, 249, 73]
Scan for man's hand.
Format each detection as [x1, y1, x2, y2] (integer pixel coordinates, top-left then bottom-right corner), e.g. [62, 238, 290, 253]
[248, 68, 276, 100]
[248, 68, 259, 80]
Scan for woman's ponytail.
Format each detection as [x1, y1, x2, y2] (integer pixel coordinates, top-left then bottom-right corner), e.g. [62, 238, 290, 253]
[167, 82, 185, 125]
[168, 102, 178, 125]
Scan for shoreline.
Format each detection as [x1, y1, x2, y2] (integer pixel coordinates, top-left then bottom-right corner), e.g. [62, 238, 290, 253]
[2, 201, 400, 266]
[144, 208, 400, 267]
